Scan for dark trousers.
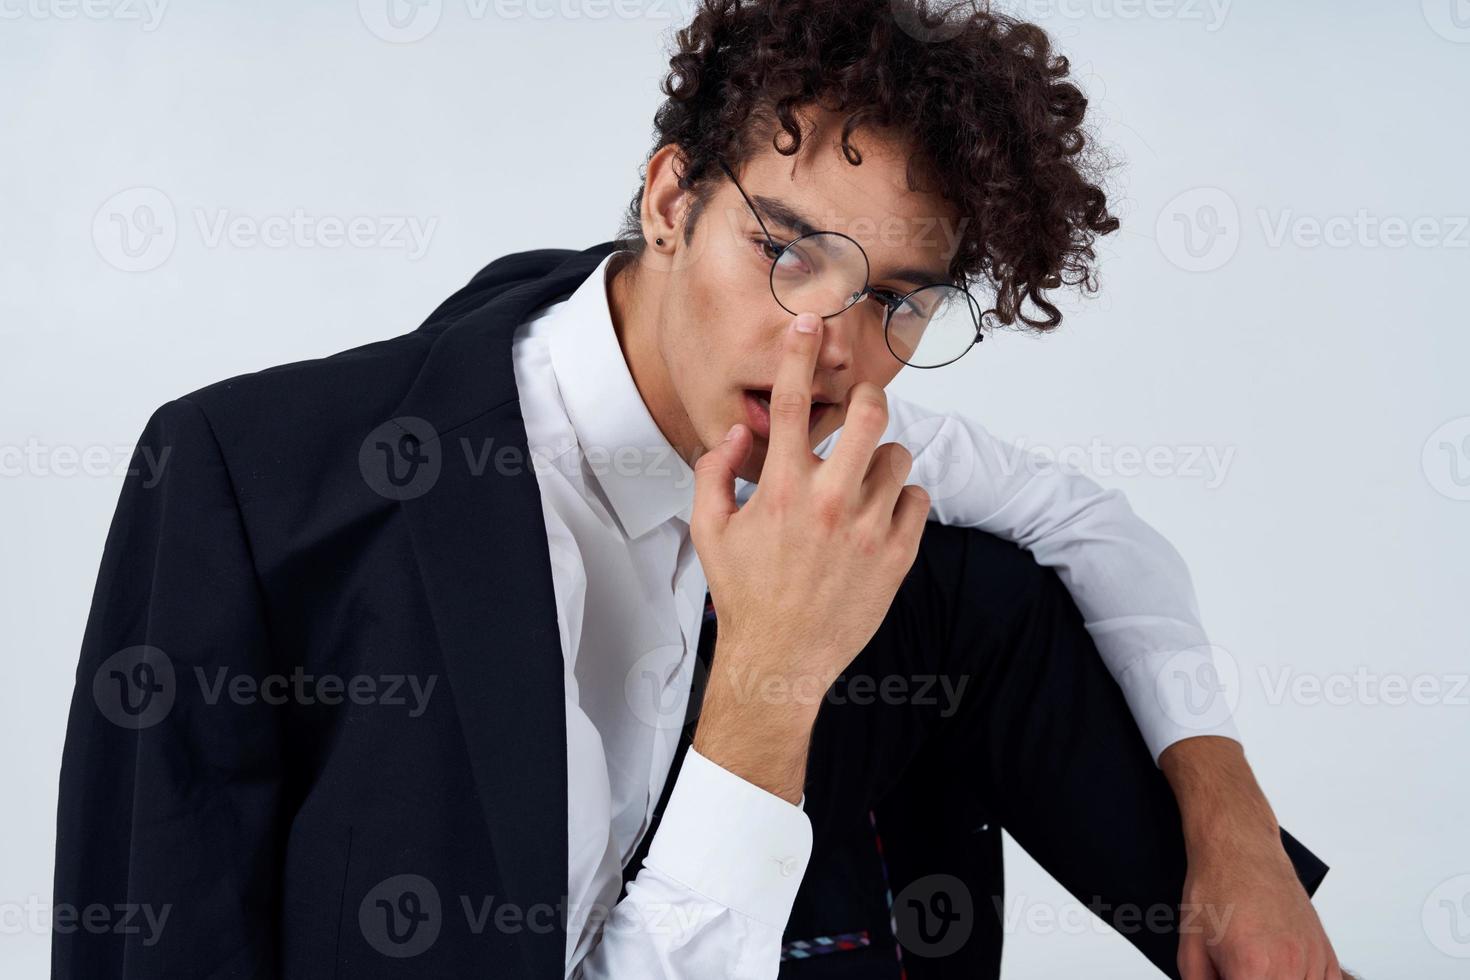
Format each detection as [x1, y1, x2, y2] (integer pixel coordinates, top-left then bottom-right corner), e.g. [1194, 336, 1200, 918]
[779, 521, 1328, 978]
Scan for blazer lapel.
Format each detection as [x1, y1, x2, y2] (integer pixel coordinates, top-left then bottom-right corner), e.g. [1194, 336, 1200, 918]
[389, 240, 618, 976]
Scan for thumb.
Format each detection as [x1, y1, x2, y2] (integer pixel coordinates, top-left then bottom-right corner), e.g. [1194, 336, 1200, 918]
[691, 422, 750, 531]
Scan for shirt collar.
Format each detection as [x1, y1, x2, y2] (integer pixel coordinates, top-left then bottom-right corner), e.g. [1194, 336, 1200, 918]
[546, 250, 700, 539]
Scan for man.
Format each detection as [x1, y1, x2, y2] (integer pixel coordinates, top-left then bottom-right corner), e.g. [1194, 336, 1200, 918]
[53, 1, 1346, 977]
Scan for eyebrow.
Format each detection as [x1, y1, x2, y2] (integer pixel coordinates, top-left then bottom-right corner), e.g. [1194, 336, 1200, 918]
[747, 192, 954, 289]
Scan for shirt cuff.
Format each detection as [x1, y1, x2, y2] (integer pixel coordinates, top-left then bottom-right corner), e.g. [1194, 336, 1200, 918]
[642, 747, 813, 930]
[1114, 643, 1243, 762]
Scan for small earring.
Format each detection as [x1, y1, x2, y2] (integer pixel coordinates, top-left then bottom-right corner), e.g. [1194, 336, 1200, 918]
[655, 237, 664, 247]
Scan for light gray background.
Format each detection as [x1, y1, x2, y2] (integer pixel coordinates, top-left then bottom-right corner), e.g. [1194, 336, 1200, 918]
[3, 1, 1467, 976]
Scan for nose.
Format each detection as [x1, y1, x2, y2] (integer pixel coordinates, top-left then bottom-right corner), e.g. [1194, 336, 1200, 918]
[814, 301, 874, 374]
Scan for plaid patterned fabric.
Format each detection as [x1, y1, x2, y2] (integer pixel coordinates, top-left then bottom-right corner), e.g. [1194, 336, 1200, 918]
[869, 809, 907, 977]
[780, 930, 872, 959]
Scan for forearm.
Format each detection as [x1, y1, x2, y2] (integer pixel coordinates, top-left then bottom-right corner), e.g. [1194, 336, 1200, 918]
[1162, 741, 1347, 976]
[692, 641, 822, 804]
[1160, 735, 1284, 857]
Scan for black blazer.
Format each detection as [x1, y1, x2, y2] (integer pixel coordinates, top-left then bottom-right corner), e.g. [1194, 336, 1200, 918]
[54, 241, 625, 978]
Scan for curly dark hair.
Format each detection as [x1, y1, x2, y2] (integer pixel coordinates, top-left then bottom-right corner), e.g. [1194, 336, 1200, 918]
[612, 0, 1119, 330]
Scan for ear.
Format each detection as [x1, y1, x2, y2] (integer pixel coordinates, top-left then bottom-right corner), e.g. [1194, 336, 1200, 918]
[641, 143, 692, 251]
[641, 143, 726, 277]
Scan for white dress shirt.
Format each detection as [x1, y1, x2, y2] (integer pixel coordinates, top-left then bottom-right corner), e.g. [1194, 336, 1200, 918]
[511, 249, 1238, 979]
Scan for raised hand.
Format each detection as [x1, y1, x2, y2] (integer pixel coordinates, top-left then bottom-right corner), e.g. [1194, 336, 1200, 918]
[688, 311, 930, 802]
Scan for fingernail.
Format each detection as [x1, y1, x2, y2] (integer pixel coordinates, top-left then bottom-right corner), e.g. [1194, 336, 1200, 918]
[794, 313, 820, 334]
[725, 423, 741, 442]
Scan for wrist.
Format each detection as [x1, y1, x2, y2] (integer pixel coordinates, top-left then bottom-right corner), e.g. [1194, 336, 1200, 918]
[1160, 736, 1282, 853]
[690, 709, 814, 804]
[692, 646, 824, 804]
[1183, 806, 1284, 870]
[702, 639, 829, 730]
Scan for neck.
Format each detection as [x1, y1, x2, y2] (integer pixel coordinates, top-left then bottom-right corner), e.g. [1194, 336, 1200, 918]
[606, 252, 704, 468]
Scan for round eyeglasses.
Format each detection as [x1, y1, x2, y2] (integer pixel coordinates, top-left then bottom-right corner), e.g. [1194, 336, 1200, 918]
[716, 157, 990, 369]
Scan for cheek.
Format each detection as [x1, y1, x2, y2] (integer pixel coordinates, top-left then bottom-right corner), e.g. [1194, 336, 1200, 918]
[666, 317, 732, 416]
[862, 344, 906, 387]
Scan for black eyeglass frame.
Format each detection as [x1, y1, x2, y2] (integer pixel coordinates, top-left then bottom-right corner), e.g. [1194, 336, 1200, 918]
[715, 156, 987, 369]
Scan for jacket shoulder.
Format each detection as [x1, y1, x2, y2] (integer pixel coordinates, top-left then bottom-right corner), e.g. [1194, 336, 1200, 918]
[176, 329, 433, 445]
[173, 242, 582, 432]
[135, 243, 603, 506]
[137, 328, 437, 516]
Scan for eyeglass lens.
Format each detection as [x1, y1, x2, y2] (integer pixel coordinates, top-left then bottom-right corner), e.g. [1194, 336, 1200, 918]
[769, 232, 977, 368]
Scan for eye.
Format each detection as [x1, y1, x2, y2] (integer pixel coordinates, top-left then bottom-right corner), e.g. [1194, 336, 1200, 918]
[870, 287, 906, 309]
[751, 237, 783, 262]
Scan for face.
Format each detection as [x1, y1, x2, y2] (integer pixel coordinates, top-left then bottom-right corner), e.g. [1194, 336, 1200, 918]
[609, 107, 964, 485]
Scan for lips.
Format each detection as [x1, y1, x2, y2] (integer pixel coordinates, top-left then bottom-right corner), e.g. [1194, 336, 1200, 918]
[742, 388, 832, 440]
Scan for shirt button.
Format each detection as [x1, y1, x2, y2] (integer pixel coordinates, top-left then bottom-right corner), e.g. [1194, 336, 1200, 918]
[778, 857, 799, 877]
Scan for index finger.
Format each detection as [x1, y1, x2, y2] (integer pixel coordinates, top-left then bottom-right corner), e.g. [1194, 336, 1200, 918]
[765, 312, 824, 473]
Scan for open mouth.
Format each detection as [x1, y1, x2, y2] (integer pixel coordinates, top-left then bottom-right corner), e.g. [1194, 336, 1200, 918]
[742, 388, 833, 439]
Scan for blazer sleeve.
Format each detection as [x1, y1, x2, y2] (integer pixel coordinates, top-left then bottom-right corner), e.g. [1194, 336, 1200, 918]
[52, 397, 285, 978]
